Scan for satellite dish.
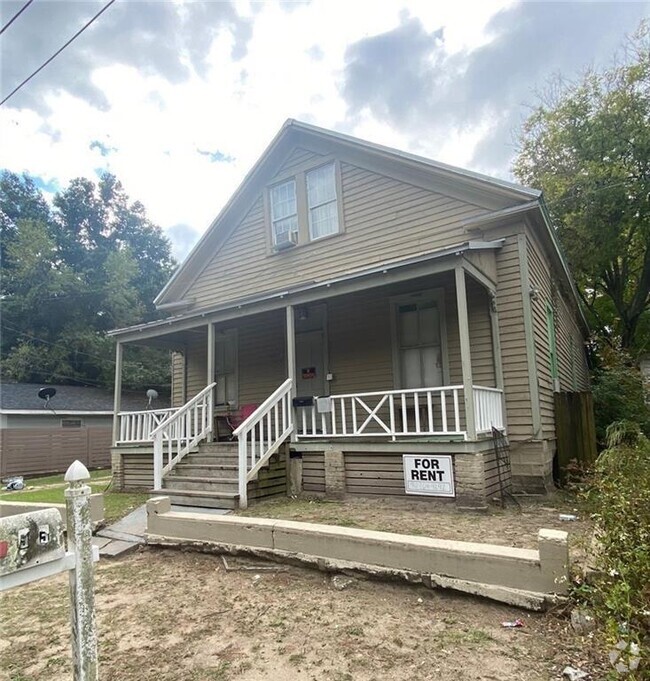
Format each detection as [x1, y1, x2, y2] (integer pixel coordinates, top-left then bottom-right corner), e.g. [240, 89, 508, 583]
[146, 389, 158, 408]
[38, 387, 57, 402]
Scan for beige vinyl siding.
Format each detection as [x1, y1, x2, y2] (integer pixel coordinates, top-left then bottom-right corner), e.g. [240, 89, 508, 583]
[183, 161, 486, 310]
[271, 147, 325, 179]
[526, 234, 555, 439]
[171, 351, 185, 407]
[526, 231, 590, 441]
[492, 234, 533, 442]
[236, 310, 287, 406]
[185, 331, 208, 400]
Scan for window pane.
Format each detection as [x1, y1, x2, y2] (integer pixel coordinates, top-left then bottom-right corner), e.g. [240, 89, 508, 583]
[273, 215, 298, 241]
[309, 201, 338, 239]
[307, 164, 336, 207]
[399, 308, 419, 347]
[422, 345, 442, 387]
[270, 180, 297, 220]
[418, 305, 440, 345]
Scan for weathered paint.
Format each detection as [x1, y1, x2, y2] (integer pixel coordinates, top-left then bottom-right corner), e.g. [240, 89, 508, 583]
[65, 461, 99, 681]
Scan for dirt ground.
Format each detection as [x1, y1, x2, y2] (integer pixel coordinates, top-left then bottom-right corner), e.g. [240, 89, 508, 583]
[237, 494, 593, 565]
[1, 547, 605, 681]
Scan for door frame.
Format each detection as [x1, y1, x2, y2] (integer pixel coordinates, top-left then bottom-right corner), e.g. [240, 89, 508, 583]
[294, 303, 329, 397]
[389, 287, 450, 389]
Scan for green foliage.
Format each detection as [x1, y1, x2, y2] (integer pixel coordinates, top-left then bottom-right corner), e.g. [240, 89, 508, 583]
[581, 426, 650, 678]
[514, 21, 650, 351]
[0, 171, 177, 390]
[591, 346, 650, 446]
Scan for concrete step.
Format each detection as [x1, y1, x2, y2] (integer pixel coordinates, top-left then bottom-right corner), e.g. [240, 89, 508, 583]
[163, 476, 239, 493]
[171, 464, 238, 478]
[152, 489, 238, 509]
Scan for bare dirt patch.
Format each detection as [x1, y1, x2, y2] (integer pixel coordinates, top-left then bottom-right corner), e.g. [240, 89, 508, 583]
[236, 494, 592, 564]
[2, 547, 604, 681]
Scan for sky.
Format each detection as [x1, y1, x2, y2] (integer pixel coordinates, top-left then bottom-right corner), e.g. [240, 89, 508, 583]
[1, 0, 648, 261]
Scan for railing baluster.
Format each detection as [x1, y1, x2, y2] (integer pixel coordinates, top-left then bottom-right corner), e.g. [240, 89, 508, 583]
[340, 398, 346, 435]
[427, 391, 433, 432]
[321, 411, 327, 436]
[389, 395, 395, 441]
[453, 389, 460, 432]
[441, 391, 448, 432]
[274, 403, 279, 440]
[401, 393, 407, 434]
[414, 392, 421, 433]
[331, 400, 337, 435]
[311, 406, 317, 435]
[352, 399, 358, 434]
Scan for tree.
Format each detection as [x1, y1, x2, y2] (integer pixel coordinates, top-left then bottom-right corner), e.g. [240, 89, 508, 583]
[0, 171, 177, 390]
[514, 22, 650, 352]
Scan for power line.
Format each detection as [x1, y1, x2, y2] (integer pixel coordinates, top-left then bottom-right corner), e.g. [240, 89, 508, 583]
[0, 0, 34, 35]
[0, 0, 117, 107]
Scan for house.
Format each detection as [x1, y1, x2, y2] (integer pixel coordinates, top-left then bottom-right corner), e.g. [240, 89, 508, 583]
[108, 119, 592, 509]
[0, 383, 162, 477]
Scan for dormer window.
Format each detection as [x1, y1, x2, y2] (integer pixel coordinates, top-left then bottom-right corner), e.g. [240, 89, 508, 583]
[268, 161, 342, 252]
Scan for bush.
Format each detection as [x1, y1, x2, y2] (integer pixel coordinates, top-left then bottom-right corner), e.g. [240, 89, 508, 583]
[581, 422, 650, 678]
[591, 347, 650, 447]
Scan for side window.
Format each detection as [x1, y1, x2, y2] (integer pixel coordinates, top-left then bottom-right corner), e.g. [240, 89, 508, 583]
[214, 330, 238, 406]
[306, 163, 339, 240]
[270, 179, 298, 248]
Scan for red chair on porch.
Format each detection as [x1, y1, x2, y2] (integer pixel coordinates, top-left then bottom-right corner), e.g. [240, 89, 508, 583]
[225, 403, 258, 439]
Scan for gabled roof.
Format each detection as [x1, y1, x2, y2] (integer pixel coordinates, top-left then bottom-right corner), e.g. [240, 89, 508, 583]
[154, 119, 540, 309]
[0, 383, 166, 413]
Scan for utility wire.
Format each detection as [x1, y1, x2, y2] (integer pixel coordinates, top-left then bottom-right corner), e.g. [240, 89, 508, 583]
[0, 0, 34, 35]
[0, 0, 117, 107]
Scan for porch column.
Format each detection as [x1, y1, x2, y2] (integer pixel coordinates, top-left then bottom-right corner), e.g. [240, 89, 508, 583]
[489, 291, 508, 431]
[286, 305, 297, 442]
[111, 342, 123, 446]
[455, 266, 476, 440]
[206, 322, 215, 442]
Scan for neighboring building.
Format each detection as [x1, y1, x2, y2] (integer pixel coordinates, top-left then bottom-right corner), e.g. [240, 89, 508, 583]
[0, 383, 163, 477]
[109, 120, 591, 508]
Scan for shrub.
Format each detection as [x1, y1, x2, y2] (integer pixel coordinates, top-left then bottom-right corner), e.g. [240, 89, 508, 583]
[581, 422, 650, 678]
[591, 347, 649, 447]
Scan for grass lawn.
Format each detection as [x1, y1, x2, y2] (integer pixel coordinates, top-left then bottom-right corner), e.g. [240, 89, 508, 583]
[0, 476, 148, 524]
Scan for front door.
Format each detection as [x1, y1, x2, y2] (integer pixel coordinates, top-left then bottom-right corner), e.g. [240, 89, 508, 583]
[392, 290, 447, 389]
[294, 304, 327, 397]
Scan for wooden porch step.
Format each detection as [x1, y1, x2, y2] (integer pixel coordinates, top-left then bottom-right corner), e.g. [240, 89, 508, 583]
[184, 453, 239, 465]
[151, 489, 238, 510]
[170, 464, 238, 478]
[197, 442, 239, 454]
[163, 476, 239, 493]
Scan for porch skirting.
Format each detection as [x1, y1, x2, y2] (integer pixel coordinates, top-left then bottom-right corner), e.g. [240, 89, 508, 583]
[295, 439, 506, 508]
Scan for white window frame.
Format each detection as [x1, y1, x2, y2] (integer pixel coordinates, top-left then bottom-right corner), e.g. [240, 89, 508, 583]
[269, 178, 298, 248]
[306, 162, 340, 241]
[390, 288, 449, 389]
[266, 158, 344, 253]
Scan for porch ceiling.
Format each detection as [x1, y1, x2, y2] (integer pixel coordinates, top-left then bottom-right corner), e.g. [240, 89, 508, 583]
[109, 239, 503, 345]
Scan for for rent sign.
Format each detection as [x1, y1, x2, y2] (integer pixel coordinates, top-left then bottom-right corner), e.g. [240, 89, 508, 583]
[403, 455, 455, 497]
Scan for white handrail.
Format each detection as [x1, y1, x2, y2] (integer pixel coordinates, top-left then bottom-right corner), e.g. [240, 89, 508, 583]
[294, 385, 503, 440]
[153, 383, 215, 490]
[117, 408, 177, 443]
[236, 378, 293, 509]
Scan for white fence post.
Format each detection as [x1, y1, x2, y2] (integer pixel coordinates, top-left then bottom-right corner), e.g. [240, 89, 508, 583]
[64, 460, 99, 681]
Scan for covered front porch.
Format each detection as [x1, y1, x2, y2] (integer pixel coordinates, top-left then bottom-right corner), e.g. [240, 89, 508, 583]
[110, 244, 508, 508]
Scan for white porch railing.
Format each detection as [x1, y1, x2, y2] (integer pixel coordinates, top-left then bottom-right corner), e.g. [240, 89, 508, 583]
[116, 408, 177, 443]
[294, 385, 504, 440]
[234, 378, 293, 509]
[152, 383, 215, 490]
[473, 385, 505, 433]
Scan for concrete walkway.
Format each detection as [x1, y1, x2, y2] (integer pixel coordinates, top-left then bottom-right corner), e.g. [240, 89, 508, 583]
[94, 503, 230, 559]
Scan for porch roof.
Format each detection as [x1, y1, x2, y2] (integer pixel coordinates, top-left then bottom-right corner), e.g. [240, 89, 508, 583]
[109, 239, 504, 345]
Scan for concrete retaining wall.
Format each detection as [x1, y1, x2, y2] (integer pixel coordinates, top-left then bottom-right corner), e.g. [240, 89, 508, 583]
[146, 496, 569, 610]
[0, 493, 105, 529]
